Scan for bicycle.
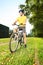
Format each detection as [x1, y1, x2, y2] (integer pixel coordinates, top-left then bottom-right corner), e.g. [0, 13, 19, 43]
[9, 24, 25, 53]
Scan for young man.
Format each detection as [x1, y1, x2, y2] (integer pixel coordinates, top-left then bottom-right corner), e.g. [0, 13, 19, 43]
[12, 10, 27, 47]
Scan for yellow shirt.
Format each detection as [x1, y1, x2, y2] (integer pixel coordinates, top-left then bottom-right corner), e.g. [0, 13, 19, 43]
[17, 15, 26, 25]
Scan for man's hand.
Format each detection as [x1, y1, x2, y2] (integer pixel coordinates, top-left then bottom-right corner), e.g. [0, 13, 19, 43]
[12, 21, 17, 26]
[12, 22, 16, 26]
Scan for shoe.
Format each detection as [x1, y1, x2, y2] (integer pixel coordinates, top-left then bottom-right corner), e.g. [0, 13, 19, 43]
[24, 44, 27, 48]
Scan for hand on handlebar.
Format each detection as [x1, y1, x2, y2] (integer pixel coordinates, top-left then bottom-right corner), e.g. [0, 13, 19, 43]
[12, 23, 26, 27]
[12, 23, 16, 26]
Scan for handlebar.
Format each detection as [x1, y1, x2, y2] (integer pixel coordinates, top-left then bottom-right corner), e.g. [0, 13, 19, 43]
[12, 23, 26, 26]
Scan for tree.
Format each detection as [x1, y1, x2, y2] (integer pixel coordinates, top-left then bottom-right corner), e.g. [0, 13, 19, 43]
[19, 0, 43, 37]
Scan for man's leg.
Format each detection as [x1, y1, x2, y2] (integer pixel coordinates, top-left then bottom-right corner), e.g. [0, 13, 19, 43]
[23, 32, 27, 47]
[13, 25, 18, 33]
[13, 28, 17, 33]
[13, 28, 18, 40]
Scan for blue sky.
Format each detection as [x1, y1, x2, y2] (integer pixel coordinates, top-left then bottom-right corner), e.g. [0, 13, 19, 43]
[0, 0, 33, 34]
[0, 0, 25, 25]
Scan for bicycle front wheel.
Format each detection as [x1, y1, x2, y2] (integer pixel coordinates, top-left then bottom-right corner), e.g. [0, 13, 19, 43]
[9, 33, 19, 53]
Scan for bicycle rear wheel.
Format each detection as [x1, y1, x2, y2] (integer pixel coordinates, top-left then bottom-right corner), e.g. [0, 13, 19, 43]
[9, 33, 19, 53]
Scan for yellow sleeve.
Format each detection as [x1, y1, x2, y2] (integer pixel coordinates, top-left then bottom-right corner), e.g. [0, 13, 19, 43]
[24, 16, 27, 23]
[23, 16, 27, 24]
[25, 16, 27, 20]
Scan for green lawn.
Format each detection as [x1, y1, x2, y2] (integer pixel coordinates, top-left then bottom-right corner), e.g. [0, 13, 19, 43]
[0, 37, 43, 65]
[0, 38, 10, 43]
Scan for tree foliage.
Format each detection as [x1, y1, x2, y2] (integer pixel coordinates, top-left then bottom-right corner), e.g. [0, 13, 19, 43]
[19, 0, 43, 37]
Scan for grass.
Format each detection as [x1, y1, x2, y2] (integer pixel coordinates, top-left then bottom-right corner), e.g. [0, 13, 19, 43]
[0, 38, 10, 43]
[0, 37, 43, 65]
[37, 38, 43, 65]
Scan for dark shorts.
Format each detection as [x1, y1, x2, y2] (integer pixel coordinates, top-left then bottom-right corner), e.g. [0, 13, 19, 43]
[19, 27, 26, 33]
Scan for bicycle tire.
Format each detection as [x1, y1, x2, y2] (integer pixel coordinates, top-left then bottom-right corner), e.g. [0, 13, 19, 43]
[9, 32, 19, 53]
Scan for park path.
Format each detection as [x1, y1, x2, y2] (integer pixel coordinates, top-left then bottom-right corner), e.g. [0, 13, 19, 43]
[0, 42, 9, 46]
[33, 38, 40, 65]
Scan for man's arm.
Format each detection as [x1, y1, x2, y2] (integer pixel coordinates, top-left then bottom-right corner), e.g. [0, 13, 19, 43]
[12, 20, 17, 25]
[12, 17, 19, 25]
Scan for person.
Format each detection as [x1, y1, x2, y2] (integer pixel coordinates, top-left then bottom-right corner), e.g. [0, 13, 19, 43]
[12, 10, 27, 47]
